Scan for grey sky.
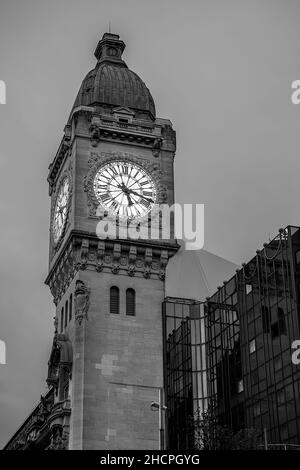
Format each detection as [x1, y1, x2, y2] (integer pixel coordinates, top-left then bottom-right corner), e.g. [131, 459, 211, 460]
[1, 0, 300, 448]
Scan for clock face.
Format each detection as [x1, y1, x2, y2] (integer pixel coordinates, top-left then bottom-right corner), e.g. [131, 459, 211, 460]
[93, 160, 157, 219]
[52, 177, 70, 244]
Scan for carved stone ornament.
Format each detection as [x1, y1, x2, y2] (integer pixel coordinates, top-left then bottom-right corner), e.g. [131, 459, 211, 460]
[87, 115, 160, 149]
[111, 264, 120, 274]
[152, 137, 163, 157]
[90, 123, 101, 147]
[47, 333, 73, 401]
[5, 388, 55, 450]
[74, 280, 90, 325]
[128, 264, 136, 277]
[49, 426, 68, 450]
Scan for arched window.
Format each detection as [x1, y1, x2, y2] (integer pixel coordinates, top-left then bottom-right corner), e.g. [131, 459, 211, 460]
[126, 288, 136, 316]
[61, 307, 64, 333]
[110, 286, 119, 314]
[65, 300, 68, 328]
[69, 294, 73, 321]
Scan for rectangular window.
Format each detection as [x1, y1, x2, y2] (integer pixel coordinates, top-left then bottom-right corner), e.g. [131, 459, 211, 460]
[65, 300, 68, 328]
[277, 389, 285, 406]
[262, 306, 271, 333]
[238, 379, 244, 393]
[274, 356, 283, 371]
[271, 322, 279, 339]
[253, 402, 261, 417]
[246, 284, 253, 295]
[280, 424, 289, 441]
[61, 307, 64, 333]
[251, 370, 259, 386]
[69, 294, 73, 321]
[249, 339, 256, 354]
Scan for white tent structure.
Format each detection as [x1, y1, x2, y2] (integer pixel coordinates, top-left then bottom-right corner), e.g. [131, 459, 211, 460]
[165, 246, 239, 301]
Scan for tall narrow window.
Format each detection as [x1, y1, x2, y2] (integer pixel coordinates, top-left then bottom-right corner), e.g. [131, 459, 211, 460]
[126, 288, 136, 316]
[278, 307, 287, 335]
[69, 294, 73, 321]
[110, 286, 119, 314]
[65, 300, 68, 328]
[61, 307, 64, 333]
[261, 305, 271, 333]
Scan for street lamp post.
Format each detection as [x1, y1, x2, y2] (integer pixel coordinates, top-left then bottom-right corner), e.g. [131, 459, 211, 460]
[150, 389, 167, 450]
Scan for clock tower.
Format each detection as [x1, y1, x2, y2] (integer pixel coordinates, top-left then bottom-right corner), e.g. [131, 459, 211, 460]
[45, 33, 178, 450]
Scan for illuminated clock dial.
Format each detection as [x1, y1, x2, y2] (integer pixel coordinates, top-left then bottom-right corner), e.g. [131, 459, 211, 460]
[52, 177, 70, 244]
[93, 161, 157, 219]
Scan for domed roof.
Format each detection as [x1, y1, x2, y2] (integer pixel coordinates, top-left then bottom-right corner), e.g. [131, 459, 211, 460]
[73, 33, 156, 119]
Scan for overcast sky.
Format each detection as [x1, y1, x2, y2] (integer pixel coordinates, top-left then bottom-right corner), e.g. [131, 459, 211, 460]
[1, 0, 300, 447]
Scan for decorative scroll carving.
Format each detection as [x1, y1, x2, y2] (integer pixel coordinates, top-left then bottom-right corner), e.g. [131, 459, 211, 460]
[111, 243, 121, 274]
[144, 248, 153, 278]
[76, 239, 89, 270]
[96, 240, 105, 272]
[159, 250, 169, 281]
[128, 264, 136, 277]
[74, 280, 90, 325]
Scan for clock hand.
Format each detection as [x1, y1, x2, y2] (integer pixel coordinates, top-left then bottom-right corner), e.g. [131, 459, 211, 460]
[125, 167, 133, 186]
[125, 193, 134, 206]
[120, 193, 125, 207]
[126, 175, 149, 190]
[108, 182, 123, 190]
[128, 189, 154, 203]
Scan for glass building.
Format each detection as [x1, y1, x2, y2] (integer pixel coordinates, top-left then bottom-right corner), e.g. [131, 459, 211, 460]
[163, 299, 208, 449]
[163, 226, 300, 449]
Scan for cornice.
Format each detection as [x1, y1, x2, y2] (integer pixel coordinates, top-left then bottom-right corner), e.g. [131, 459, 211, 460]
[45, 230, 179, 306]
[88, 115, 165, 155]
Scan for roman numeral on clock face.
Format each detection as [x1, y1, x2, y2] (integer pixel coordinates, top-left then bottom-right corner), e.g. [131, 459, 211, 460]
[110, 166, 118, 175]
[140, 199, 151, 208]
[101, 193, 111, 202]
[111, 201, 119, 211]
